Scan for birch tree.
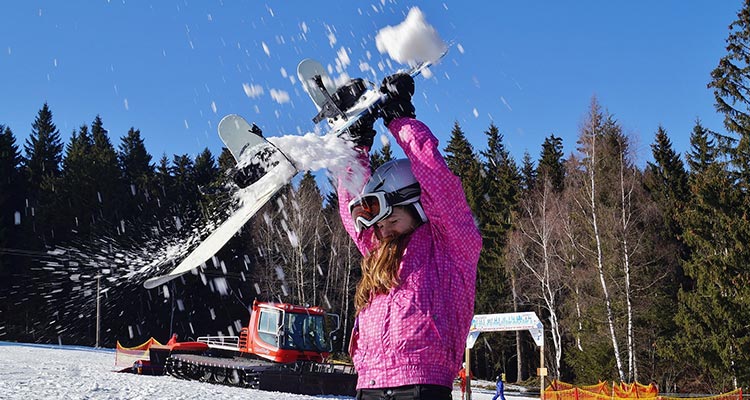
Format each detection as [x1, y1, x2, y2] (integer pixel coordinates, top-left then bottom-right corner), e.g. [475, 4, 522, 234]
[510, 179, 565, 377]
[276, 172, 327, 306]
[608, 128, 643, 382]
[574, 98, 625, 381]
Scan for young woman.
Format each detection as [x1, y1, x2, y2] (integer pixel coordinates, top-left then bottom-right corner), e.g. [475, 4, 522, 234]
[337, 73, 482, 400]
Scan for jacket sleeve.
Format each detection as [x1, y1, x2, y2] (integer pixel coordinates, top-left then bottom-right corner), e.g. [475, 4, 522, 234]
[337, 150, 378, 256]
[388, 117, 482, 260]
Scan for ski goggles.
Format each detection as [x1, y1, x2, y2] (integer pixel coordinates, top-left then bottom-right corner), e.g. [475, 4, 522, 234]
[349, 192, 392, 233]
[348, 183, 421, 232]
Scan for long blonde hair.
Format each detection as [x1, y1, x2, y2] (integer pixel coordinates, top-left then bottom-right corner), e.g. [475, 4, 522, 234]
[354, 235, 408, 313]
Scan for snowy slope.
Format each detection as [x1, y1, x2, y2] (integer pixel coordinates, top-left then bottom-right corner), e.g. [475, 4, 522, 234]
[0, 342, 534, 400]
[0, 342, 351, 400]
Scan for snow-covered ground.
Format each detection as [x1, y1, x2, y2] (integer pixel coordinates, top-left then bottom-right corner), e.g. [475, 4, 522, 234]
[0, 341, 536, 400]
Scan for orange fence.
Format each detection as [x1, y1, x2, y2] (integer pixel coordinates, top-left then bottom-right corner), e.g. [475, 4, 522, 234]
[114, 337, 163, 368]
[544, 380, 743, 400]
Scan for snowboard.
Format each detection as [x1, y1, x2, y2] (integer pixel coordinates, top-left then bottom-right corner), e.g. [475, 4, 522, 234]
[143, 115, 297, 289]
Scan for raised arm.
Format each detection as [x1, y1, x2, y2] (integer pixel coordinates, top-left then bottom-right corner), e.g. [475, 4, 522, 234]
[388, 117, 481, 259]
[337, 150, 377, 255]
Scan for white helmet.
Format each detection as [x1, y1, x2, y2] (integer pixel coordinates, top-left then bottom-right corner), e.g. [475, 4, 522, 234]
[348, 159, 427, 232]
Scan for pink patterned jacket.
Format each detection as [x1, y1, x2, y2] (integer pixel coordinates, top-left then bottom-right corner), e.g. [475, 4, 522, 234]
[338, 117, 482, 390]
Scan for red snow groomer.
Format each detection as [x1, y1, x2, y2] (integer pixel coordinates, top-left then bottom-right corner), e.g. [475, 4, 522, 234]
[162, 300, 356, 396]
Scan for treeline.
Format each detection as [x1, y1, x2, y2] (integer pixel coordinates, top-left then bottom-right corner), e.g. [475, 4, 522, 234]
[1, 3, 750, 394]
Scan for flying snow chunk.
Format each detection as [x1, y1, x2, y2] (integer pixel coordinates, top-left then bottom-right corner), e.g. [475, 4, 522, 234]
[500, 96, 513, 111]
[325, 24, 337, 47]
[336, 47, 351, 69]
[359, 61, 372, 73]
[375, 7, 447, 67]
[243, 83, 264, 98]
[261, 41, 270, 57]
[270, 89, 290, 104]
[213, 278, 229, 295]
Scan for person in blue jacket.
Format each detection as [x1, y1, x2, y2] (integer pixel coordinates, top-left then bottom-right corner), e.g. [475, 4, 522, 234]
[492, 374, 506, 400]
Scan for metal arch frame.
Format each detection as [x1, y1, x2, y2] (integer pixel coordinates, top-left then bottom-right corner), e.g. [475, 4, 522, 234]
[464, 312, 546, 400]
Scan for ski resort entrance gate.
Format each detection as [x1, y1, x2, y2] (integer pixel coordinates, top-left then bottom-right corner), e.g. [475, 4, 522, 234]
[464, 312, 546, 400]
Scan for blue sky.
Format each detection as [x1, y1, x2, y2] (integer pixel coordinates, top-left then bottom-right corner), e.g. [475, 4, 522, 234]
[0, 1, 741, 173]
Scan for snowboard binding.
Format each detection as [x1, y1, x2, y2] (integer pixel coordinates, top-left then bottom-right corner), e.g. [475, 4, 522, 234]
[312, 77, 368, 124]
[231, 146, 282, 189]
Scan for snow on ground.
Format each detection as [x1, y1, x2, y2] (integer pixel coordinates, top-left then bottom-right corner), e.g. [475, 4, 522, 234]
[0, 342, 537, 400]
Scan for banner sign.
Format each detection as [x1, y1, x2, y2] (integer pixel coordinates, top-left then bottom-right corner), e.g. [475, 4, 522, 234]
[467, 312, 544, 347]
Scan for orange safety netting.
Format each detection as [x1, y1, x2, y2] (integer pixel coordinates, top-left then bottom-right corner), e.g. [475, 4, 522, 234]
[613, 381, 658, 398]
[582, 382, 612, 396]
[114, 337, 163, 368]
[545, 380, 743, 400]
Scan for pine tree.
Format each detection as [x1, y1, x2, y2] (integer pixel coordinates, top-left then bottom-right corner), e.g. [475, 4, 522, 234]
[477, 122, 518, 285]
[642, 125, 691, 380]
[678, 0, 750, 386]
[171, 154, 198, 213]
[369, 143, 394, 171]
[193, 147, 223, 218]
[154, 154, 174, 216]
[685, 121, 719, 174]
[61, 125, 96, 232]
[537, 134, 565, 192]
[118, 127, 153, 198]
[674, 120, 749, 388]
[90, 116, 122, 223]
[193, 147, 219, 189]
[519, 150, 536, 193]
[673, 11, 750, 381]
[646, 126, 689, 211]
[23, 103, 64, 243]
[0, 125, 23, 221]
[24, 103, 63, 191]
[0, 125, 23, 187]
[473, 123, 518, 380]
[644, 125, 690, 266]
[217, 147, 235, 171]
[0, 125, 24, 275]
[115, 127, 155, 227]
[709, 0, 750, 187]
[443, 121, 482, 213]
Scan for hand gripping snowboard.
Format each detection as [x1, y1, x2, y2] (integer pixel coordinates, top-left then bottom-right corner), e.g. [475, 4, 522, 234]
[143, 115, 296, 289]
[297, 48, 449, 136]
